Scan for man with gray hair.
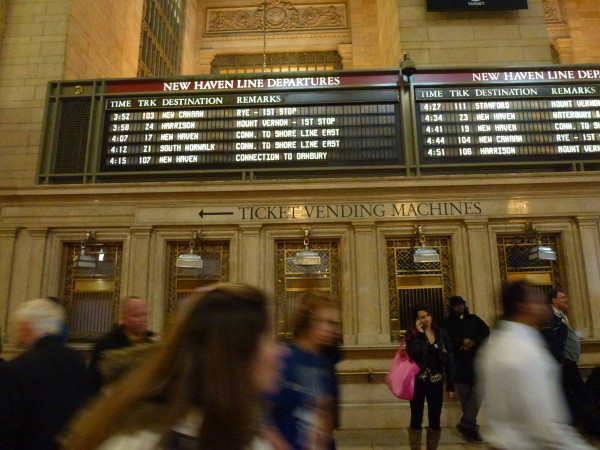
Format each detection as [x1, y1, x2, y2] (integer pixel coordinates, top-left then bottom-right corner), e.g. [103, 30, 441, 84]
[0, 298, 89, 450]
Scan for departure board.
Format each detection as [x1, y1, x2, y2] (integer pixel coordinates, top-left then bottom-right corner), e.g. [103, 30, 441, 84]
[426, 0, 527, 11]
[413, 68, 600, 164]
[100, 74, 402, 172]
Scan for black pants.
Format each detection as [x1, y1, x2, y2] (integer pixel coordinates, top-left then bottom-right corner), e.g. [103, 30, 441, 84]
[409, 378, 444, 430]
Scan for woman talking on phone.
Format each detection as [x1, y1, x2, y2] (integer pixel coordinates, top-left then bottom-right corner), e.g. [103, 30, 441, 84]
[405, 303, 455, 450]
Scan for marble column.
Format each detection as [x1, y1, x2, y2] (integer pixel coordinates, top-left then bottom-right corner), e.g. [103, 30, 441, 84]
[353, 223, 384, 344]
[239, 225, 262, 286]
[0, 227, 18, 341]
[128, 227, 153, 300]
[577, 217, 600, 338]
[464, 220, 497, 325]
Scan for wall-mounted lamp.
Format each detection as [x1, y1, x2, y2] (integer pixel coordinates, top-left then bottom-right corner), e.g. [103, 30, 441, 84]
[413, 225, 440, 263]
[294, 228, 321, 267]
[73, 231, 97, 268]
[526, 222, 556, 261]
[177, 230, 203, 268]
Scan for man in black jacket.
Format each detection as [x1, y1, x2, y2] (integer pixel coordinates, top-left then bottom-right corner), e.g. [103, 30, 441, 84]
[442, 295, 489, 442]
[541, 288, 592, 429]
[88, 296, 155, 393]
[0, 298, 89, 450]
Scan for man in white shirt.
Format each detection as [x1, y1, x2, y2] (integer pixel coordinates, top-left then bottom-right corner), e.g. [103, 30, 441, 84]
[477, 280, 593, 450]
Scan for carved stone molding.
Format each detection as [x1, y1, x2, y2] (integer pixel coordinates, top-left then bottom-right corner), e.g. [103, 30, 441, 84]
[543, 0, 563, 24]
[206, 0, 348, 34]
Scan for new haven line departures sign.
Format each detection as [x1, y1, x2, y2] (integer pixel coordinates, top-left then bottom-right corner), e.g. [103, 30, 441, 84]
[101, 72, 402, 171]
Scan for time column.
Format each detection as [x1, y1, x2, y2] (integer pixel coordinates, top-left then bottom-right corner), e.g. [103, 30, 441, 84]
[420, 102, 447, 158]
[107, 112, 133, 166]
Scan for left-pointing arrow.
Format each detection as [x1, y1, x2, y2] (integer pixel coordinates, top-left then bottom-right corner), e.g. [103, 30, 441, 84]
[199, 209, 234, 219]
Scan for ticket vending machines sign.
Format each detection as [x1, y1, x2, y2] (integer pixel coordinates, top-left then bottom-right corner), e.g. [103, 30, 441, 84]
[426, 0, 528, 11]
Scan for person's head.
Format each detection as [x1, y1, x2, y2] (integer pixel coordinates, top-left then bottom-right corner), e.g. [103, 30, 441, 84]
[448, 296, 467, 316]
[119, 296, 148, 337]
[177, 284, 283, 398]
[67, 283, 282, 450]
[548, 288, 568, 313]
[501, 280, 548, 327]
[412, 303, 434, 330]
[12, 298, 64, 349]
[292, 291, 340, 351]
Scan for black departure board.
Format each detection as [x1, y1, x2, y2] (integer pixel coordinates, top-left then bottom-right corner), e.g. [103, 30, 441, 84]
[426, 0, 527, 11]
[412, 68, 600, 164]
[100, 73, 402, 172]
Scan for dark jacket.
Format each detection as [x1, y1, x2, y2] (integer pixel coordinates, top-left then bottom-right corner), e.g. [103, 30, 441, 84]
[406, 327, 455, 391]
[541, 308, 568, 363]
[88, 325, 155, 393]
[442, 311, 490, 384]
[0, 335, 90, 450]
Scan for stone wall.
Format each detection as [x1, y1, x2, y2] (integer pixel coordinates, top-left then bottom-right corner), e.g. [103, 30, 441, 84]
[0, 0, 8, 45]
[376, 0, 401, 69]
[560, 0, 600, 64]
[0, 0, 598, 187]
[398, 0, 552, 68]
[64, 0, 143, 80]
[0, 0, 71, 186]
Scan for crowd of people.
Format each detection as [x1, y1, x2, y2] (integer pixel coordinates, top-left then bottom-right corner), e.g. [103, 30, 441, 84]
[0, 286, 341, 450]
[401, 282, 600, 449]
[0, 281, 599, 449]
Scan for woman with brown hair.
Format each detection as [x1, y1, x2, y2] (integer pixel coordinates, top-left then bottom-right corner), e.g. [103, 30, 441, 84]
[64, 284, 285, 450]
[405, 303, 455, 450]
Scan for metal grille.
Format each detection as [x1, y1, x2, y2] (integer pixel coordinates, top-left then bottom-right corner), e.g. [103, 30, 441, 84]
[497, 234, 561, 297]
[211, 51, 342, 74]
[275, 239, 341, 340]
[386, 236, 452, 340]
[61, 242, 122, 341]
[166, 240, 230, 321]
[53, 98, 91, 174]
[138, 0, 185, 77]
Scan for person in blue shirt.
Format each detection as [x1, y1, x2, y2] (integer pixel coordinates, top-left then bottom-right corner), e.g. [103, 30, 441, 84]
[268, 291, 341, 450]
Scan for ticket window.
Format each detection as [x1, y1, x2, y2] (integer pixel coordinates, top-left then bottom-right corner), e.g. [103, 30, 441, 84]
[497, 234, 561, 298]
[166, 240, 230, 322]
[387, 237, 453, 342]
[61, 242, 123, 342]
[275, 239, 341, 340]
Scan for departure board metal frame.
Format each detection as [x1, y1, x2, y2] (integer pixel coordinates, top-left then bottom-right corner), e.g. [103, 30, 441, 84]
[410, 66, 600, 166]
[37, 66, 600, 185]
[37, 70, 404, 184]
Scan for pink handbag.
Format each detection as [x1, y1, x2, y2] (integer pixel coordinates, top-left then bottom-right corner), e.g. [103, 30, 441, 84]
[385, 339, 420, 400]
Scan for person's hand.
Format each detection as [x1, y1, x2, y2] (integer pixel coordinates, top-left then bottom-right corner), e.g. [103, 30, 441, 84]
[415, 319, 424, 333]
[460, 338, 475, 351]
[447, 391, 455, 399]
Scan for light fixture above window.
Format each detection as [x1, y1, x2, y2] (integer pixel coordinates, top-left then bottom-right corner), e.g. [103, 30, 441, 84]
[413, 225, 440, 264]
[177, 230, 203, 269]
[526, 222, 557, 261]
[73, 231, 98, 269]
[294, 228, 321, 267]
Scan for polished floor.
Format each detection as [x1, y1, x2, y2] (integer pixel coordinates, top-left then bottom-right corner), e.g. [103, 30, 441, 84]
[334, 427, 600, 449]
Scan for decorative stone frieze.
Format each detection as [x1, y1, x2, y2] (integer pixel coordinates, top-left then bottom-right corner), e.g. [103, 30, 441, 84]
[543, 0, 562, 24]
[206, 0, 347, 34]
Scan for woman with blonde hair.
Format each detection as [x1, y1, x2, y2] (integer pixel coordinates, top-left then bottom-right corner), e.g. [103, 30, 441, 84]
[65, 284, 284, 450]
